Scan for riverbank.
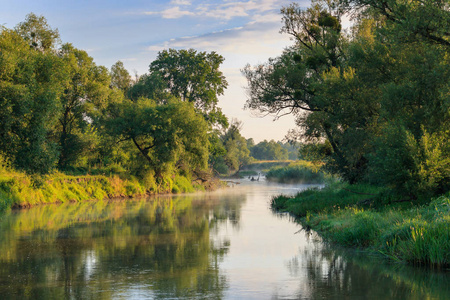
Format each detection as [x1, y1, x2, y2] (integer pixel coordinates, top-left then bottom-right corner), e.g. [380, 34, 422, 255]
[0, 168, 220, 211]
[272, 183, 450, 268]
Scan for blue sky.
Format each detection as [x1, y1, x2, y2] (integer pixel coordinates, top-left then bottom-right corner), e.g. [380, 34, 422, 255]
[1, 0, 311, 142]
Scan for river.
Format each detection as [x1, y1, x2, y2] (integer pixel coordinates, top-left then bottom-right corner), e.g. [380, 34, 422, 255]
[0, 179, 448, 299]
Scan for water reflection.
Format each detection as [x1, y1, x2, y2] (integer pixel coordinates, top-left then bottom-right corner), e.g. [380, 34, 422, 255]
[0, 182, 449, 299]
[276, 229, 450, 300]
[0, 194, 244, 299]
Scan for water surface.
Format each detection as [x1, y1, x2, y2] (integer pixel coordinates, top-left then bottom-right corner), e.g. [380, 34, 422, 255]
[0, 180, 448, 299]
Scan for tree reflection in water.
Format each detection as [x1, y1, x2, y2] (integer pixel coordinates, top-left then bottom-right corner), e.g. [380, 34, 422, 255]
[0, 193, 245, 299]
[280, 231, 450, 300]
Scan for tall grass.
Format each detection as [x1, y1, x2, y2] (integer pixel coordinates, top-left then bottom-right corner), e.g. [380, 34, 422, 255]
[265, 161, 326, 183]
[272, 183, 450, 268]
[0, 166, 203, 210]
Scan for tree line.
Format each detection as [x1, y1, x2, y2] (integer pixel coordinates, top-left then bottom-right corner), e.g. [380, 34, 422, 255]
[0, 14, 256, 183]
[244, 0, 449, 199]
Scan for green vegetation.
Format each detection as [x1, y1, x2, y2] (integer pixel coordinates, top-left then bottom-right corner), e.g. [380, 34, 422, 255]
[0, 164, 209, 209]
[0, 13, 249, 208]
[272, 184, 450, 267]
[244, 0, 449, 267]
[243, 0, 449, 198]
[210, 120, 252, 176]
[266, 161, 326, 183]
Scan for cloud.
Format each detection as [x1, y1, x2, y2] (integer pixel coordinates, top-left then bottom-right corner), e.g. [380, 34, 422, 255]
[143, 0, 293, 20]
[145, 6, 195, 19]
[170, 0, 191, 5]
[145, 20, 289, 58]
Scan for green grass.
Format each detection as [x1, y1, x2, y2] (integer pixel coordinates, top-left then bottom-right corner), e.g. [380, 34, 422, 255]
[271, 183, 450, 268]
[265, 161, 326, 183]
[242, 160, 292, 172]
[0, 166, 206, 211]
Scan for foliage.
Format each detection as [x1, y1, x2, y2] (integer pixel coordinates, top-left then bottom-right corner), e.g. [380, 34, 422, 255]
[104, 97, 210, 180]
[220, 120, 251, 173]
[57, 43, 113, 168]
[15, 12, 60, 52]
[271, 183, 450, 267]
[148, 48, 229, 128]
[265, 160, 326, 183]
[244, 0, 450, 198]
[250, 139, 289, 160]
[0, 27, 63, 174]
[0, 15, 232, 192]
[110, 60, 132, 93]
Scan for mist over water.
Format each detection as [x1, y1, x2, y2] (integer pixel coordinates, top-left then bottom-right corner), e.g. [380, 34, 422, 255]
[0, 179, 448, 299]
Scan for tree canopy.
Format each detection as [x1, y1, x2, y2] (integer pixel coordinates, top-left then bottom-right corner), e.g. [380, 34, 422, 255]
[0, 14, 237, 184]
[244, 0, 450, 197]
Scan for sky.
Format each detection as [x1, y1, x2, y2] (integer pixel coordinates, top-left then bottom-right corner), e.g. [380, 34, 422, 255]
[1, 0, 311, 143]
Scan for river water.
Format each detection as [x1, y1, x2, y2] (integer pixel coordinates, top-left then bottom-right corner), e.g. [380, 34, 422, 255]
[0, 179, 448, 299]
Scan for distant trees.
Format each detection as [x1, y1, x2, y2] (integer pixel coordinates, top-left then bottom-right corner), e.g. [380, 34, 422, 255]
[249, 140, 289, 161]
[221, 120, 251, 172]
[243, 0, 450, 197]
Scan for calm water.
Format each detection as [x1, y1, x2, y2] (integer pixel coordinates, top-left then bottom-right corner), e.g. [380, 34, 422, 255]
[0, 180, 449, 299]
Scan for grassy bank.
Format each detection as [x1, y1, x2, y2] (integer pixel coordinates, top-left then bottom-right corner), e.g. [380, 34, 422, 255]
[236, 160, 292, 178]
[265, 160, 326, 183]
[272, 183, 450, 268]
[0, 167, 213, 211]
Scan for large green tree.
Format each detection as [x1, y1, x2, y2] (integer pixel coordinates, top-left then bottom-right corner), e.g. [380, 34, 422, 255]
[0, 28, 63, 173]
[148, 48, 229, 128]
[104, 97, 210, 179]
[244, 0, 449, 196]
[243, 0, 375, 182]
[57, 43, 114, 168]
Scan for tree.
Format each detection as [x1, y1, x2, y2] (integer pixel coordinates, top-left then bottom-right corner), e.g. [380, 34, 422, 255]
[340, 0, 450, 47]
[104, 97, 210, 179]
[0, 28, 63, 173]
[243, 0, 376, 182]
[221, 120, 251, 172]
[111, 61, 132, 93]
[244, 0, 449, 196]
[57, 43, 113, 168]
[250, 140, 289, 161]
[15, 13, 60, 52]
[149, 48, 229, 128]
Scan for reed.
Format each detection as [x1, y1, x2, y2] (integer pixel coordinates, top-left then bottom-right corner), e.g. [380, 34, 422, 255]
[271, 183, 450, 267]
[265, 161, 326, 183]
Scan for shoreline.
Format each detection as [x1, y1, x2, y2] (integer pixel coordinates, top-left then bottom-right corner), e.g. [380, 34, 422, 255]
[0, 171, 222, 211]
[271, 183, 450, 268]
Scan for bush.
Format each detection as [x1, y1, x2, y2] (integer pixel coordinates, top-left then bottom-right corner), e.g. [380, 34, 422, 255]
[266, 161, 326, 183]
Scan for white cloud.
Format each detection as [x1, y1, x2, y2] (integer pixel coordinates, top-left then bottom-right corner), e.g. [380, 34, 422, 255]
[143, 0, 297, 20]
[170, 0, 191, 5]
[144, 6, 195, 19]
[146, 20, 290, 58]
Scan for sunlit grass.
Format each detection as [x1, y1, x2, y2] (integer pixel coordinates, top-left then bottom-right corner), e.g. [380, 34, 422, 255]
[265, 160, 326, 183]
[0, 165, 202, 210]
[271, 183, 450, 267]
